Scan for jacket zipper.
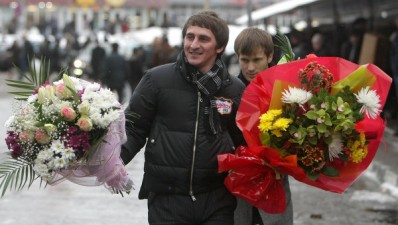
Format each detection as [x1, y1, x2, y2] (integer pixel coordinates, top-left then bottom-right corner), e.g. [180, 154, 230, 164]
[189, 91, 201, 201]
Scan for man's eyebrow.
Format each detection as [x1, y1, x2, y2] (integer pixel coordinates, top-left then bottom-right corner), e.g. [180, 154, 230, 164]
[186, 32, 211, 39]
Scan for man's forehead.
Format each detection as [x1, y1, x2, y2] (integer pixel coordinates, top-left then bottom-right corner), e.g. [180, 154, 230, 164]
[239, 48, 266, 58]
[186, 26, 213, 35]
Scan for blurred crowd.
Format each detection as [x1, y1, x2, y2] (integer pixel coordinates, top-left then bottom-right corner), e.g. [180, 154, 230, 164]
[1, 15, 398, 134]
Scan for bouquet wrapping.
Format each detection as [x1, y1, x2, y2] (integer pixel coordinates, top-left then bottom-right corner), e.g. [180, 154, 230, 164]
[218, 56, 392, 213]
[2, 74, 133, 196]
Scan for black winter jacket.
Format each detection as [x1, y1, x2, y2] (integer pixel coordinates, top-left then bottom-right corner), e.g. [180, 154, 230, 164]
[121, 54, 245, 199]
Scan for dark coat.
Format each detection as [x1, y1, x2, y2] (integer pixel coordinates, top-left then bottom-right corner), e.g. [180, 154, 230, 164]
[121, 53, 245, 199]
[90, 46, 106, 80]
[102, 52, 127, 89]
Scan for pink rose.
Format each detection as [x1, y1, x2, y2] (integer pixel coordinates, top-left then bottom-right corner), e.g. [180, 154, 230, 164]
[35, 129, 51, 144]
[60, 106, 77, 122]
[76, 116, 93, 132]
[55, 83, 73, 99]
[19, 130, 35, 143]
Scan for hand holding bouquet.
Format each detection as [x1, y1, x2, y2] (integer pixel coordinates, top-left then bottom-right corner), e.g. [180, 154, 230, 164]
[1, 61, 133, 197]
[218, 55, 392, 213]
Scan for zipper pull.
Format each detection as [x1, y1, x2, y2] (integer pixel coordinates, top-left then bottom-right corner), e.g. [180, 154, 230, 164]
[189, 191, 196, 201]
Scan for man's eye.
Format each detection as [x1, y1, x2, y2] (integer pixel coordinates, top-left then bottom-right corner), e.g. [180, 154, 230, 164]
[199, 37, 210, 42]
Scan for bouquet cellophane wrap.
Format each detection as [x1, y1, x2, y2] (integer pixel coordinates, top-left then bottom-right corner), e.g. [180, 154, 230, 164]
[38, 78, 133, 193]
[218, 56, 392, 213]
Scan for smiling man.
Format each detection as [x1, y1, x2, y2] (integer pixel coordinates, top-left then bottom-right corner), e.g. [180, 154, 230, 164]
[121, 11, 245, 225]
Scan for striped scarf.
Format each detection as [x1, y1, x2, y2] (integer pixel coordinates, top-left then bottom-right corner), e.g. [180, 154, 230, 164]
[184, 55, 224, 135]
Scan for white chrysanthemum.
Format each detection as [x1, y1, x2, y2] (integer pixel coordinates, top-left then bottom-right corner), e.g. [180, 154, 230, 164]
[51, 140, 65, 154]
[328, 134, 343, 161]
[91, 110, 120, 128]
[36, 149, 54, 161]
[47, 159, 55, 170]
[62, 147, 76, 160]
[53, 157, 67, 169]
[33, 162, 51, 178]
[4, 115, 15, 128]
[282, 86, 313, 106]
[84, 82, 101, 93]
[355, 86, 381, 119]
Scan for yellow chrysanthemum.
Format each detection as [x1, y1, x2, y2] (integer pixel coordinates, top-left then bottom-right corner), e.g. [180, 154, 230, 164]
[259, 109, 282, 123]
[271, 129, 283, 137]
[270, 109, 282, 116]
[351, 146, 368, 163]
[259, 110, 281, 132]
[273, 118, 293, 131]
[258, 121, 273, 132]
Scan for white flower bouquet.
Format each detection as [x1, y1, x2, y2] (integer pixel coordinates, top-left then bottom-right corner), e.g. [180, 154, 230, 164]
[1, 60, 133, 197]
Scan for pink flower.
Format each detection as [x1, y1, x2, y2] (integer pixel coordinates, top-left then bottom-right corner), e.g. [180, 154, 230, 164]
[35, 129, 51, 144]
[55, 83, 72, 99]
[19, 130, 35, 143]
[76, 116, 93, 132]
[60, 106, 77, 122]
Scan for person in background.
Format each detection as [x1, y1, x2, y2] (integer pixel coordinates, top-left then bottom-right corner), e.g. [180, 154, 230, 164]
[151, 35, 174, 67]
[121, 11, 245, 225]
[39, 37, 52, 61]
[233, 27, 294, 225]
[19, 35, 35, 80]
[90, 39, 107, 82]
[340, 17, 368, 63]
[289, 30, 308, 59]
[102, 43, 127, 103]
[127, 46, 145, 93]
[311, 32, 332, 56]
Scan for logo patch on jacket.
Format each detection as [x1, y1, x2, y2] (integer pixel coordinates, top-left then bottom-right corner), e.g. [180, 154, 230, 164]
[215, 97, 233, 115]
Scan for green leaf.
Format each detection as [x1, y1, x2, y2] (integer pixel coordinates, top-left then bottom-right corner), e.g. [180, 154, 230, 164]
[322, 166, 339, 177]
[6, 57, 52, 99]
[305, 111, 318, 120]
[306, 171, 320, 181]
[274, 31, 295, 63]
[317, 123, 327, 133]
[259, 132, 271, 146]
[0, 154, 40, 198]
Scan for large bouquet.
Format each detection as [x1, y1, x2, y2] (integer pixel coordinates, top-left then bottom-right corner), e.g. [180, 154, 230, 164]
[218, 55, 392, 213]
[1, 61, 133, 197]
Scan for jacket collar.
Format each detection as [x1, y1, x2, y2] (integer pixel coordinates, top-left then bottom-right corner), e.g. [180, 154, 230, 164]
[176, 51, 232, 87]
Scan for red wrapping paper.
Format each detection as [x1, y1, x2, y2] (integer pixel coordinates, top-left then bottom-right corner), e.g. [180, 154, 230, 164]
[218, 56, 392, 213]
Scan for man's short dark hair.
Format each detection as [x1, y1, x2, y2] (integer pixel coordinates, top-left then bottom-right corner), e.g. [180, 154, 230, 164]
[182, 11, 229, 55]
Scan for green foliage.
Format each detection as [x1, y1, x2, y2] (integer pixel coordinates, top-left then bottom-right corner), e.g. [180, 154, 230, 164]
[5, 57, 67, 100]
[0, 153, 39, 198]
[1, 57, 57, 198]
[274, 31, 295, 64]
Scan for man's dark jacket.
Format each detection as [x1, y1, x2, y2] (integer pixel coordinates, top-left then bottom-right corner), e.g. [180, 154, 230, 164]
[121, 53, 245, 199]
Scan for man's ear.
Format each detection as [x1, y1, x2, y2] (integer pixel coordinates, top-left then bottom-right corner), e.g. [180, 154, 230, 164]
[216, 47, 225, 54]
[267, 54, 274, 63]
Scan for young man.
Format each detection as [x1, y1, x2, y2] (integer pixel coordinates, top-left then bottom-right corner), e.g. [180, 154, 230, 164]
[121, 11, 245, 225]
[233, 27, 293, 225]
